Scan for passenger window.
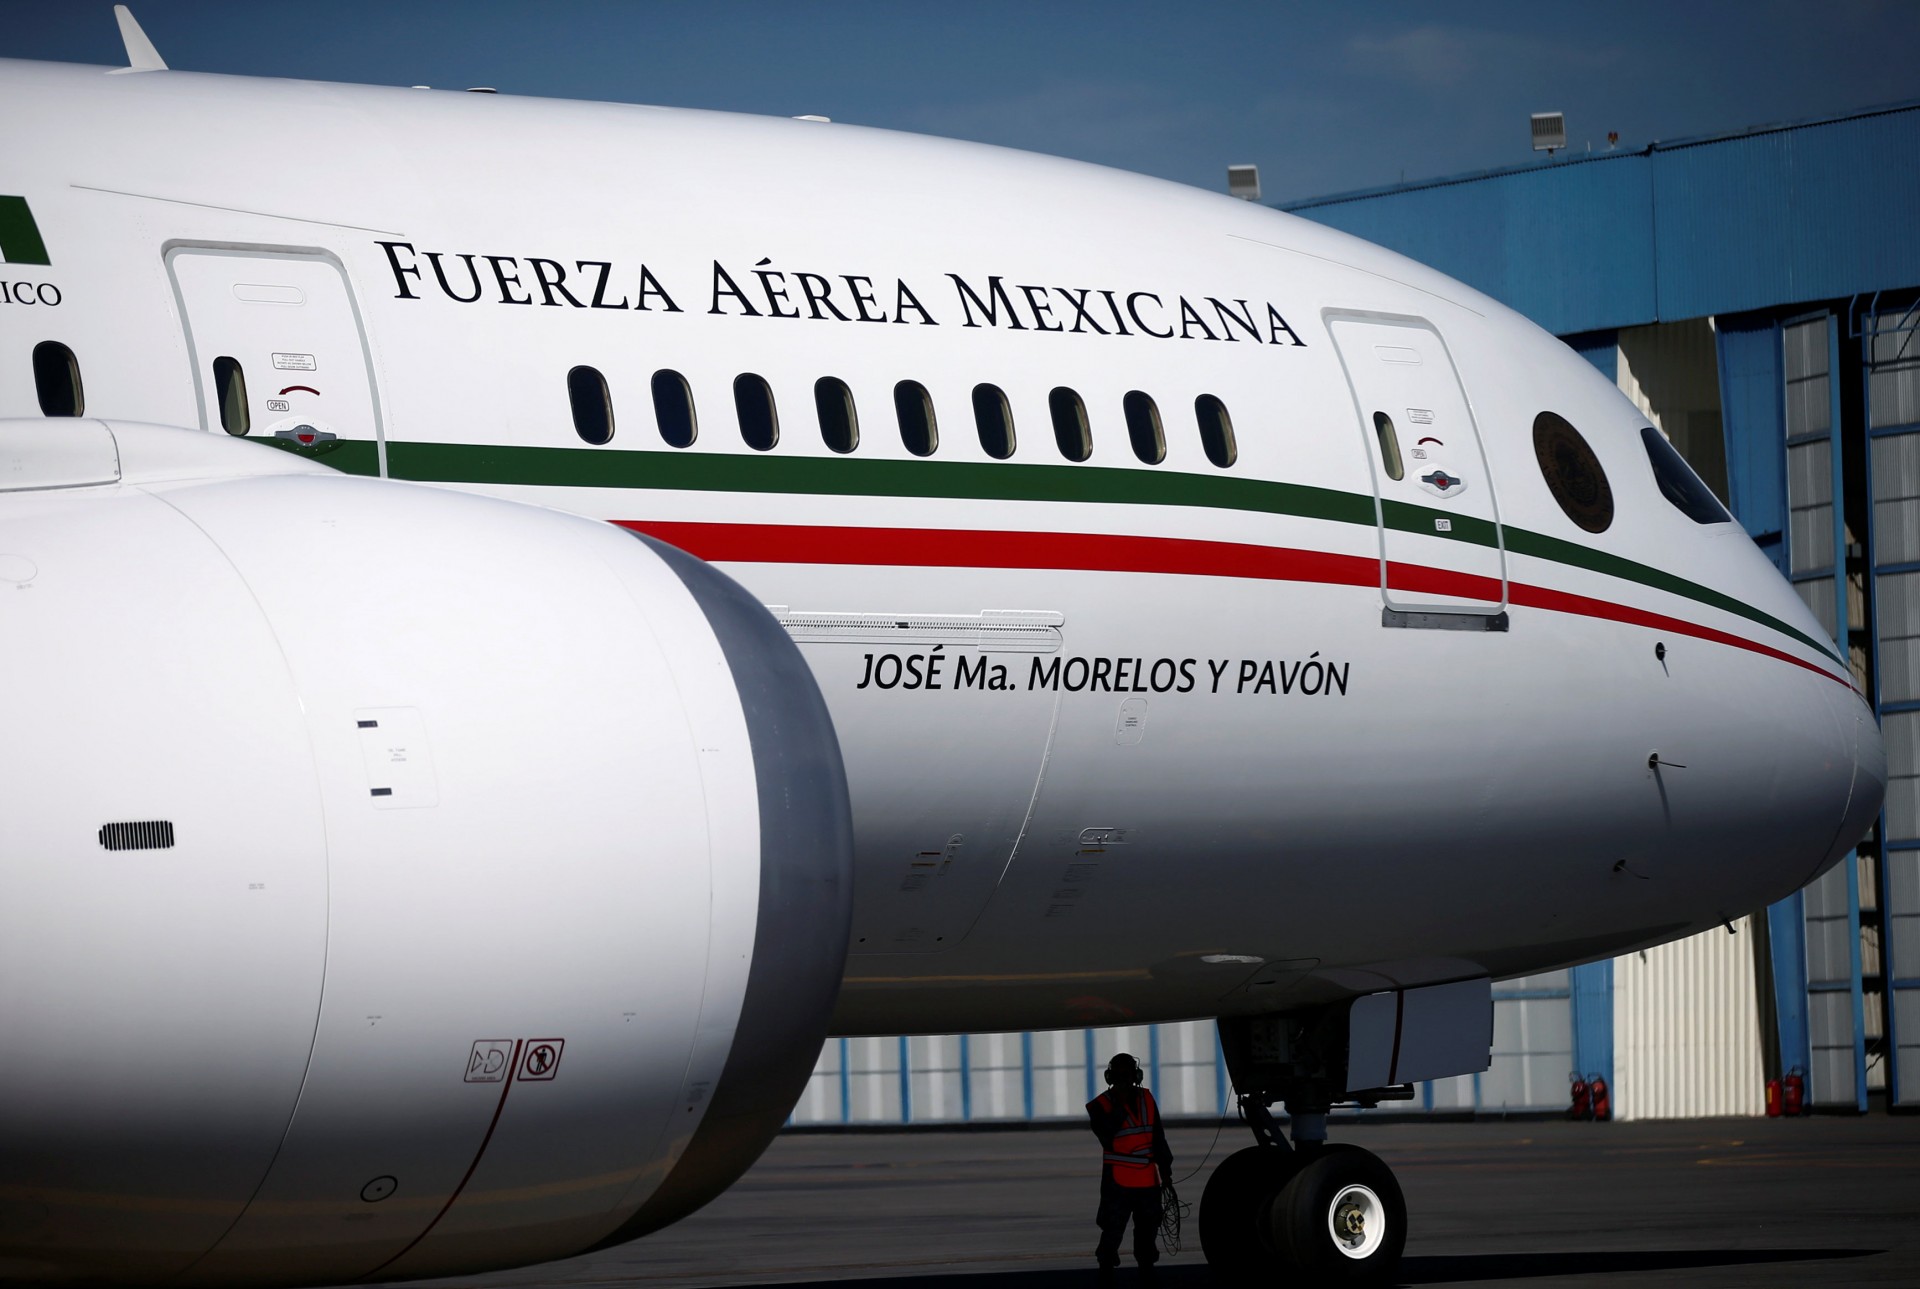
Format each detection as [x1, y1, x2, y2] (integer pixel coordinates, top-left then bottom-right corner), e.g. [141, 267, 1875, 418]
[1050, 387, 1091, 462]
[567, 365, 613, 445]
[1372, 411, 1404, 481]
[32, 340, 83, 418]
[973, 383, 1015, 459]
[652, 369, 697, 447]
[815, 376, 858, 454]
[1533, 411, 1614, 533]
[1124, 390, 1165, 465]
[1196, 394, 1237, 468]
[735, 373, 778, 451]
[895, 380, 937, 457]
[212, 355, 248, 435]
[1642, 425, 1731, 524]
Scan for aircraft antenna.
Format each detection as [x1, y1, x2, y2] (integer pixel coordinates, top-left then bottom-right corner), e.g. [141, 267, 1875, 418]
[113, 5, 168, 72]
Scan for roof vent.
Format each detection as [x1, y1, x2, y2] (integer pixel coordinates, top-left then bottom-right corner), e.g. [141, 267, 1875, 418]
[1531, 112, 1566, 154]
[1227, 164, 1261, 202]
[99, 820, 176, 851]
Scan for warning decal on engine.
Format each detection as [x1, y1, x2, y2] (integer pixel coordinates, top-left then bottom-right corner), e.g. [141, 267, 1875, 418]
[465, 1039, 514, 1083]
[463, 1036, 567, 1083]
[520, 1038, 565, 1081]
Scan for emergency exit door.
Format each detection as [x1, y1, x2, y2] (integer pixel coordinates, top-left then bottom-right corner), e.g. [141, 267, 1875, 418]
[1328, 312, 1506, 615]
[167, 247, 383, 470]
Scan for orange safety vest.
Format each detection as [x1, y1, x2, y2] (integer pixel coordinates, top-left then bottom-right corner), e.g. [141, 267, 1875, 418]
[1094, 1089, 1162, 1188]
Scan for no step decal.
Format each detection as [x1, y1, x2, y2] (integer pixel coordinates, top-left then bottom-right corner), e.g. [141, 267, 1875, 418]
[465, 1037, 566, 1084]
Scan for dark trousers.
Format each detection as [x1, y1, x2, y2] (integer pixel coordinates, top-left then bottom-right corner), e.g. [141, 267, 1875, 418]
[1095, 1177, 1163, 1267]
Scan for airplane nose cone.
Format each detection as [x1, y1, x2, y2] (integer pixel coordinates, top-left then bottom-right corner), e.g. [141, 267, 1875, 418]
[1799, 686, 1888, 892]
[1837, 692, 1888, 865]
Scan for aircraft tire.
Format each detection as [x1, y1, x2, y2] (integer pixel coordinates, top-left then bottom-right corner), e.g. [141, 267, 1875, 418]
[1263, 1143, 1406, 1285]
[1197, 1145, 1300, 1283]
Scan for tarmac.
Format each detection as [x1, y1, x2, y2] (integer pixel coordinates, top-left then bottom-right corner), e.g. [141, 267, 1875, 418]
[421, 1115, 1920, 1289]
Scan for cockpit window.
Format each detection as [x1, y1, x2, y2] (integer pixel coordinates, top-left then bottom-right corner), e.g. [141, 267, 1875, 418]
[1533, 411, 1613, 534]
[1642, 425, 1732, 524]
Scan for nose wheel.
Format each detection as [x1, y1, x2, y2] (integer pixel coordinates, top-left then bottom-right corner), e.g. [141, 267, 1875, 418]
[1266, 1144, 1405, 1281]
[1197, 1145, 1300, 1279]
[1203, 1143, 1405, 1286]
[1329, 1182, 1383, 1256]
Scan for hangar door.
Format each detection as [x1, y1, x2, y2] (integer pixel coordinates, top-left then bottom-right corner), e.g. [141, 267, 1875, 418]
[1328, 312, 1507, 616]
[167, 247, 384, 469]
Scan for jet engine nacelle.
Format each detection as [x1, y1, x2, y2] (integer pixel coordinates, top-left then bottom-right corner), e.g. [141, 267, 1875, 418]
[0, 420, 853, 1285]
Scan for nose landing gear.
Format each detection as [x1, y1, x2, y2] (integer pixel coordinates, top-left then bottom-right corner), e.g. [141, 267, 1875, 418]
[1202, 1014, 1411, 1285]
[1267, 1144, 1405, 1280]
[1199, 1103, 1406, 1285]
[1196, 1137, 1296, 1278]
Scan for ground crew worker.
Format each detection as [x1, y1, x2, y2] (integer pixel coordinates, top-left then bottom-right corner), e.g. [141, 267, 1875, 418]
[1086, 1052, 1173, 1275]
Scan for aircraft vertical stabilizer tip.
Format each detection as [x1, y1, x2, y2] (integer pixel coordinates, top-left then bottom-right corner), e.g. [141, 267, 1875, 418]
[112, 5, 168, 73]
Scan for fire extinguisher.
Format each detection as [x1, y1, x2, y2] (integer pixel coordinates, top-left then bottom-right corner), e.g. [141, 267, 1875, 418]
[1765, 1078, 1782, 1117]
[1568, 1071, 1592, 1120]
[1589, 1073, 1612, 1122]
[1784, 1067, 1806, 1117]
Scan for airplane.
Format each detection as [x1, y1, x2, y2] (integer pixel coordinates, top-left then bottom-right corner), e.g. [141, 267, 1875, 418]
[0, 11, 1886, 1286]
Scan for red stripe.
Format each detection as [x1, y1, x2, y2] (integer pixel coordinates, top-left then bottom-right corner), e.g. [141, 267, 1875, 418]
[623, 519, 1378, 585]
[618, 520, 1849, 688]
[1506, 581, 1837, 681]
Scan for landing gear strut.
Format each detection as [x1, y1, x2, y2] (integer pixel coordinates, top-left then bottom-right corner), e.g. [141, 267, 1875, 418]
[1200, 1013, 1410, 1286]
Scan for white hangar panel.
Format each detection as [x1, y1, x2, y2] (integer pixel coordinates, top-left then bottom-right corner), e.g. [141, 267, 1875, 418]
[1614, 919, 1766, 1120]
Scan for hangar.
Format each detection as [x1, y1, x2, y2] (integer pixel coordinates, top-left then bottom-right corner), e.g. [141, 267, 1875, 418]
[790, 98, 1920, 1126]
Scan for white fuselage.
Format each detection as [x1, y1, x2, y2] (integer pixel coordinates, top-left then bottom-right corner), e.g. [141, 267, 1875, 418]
[0, 55, 1888, 1288]
[0, 60, 1879, 1031]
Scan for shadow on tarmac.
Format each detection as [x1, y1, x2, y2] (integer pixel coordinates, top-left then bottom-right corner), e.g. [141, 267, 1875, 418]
[1397, 1247, 1881, 1283]
[713, 1247, 1880, 1289]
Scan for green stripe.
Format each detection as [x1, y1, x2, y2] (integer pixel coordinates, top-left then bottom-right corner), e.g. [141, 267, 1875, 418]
[1499, 526, 1834, 658]
[1375, 496, 1829, 659]
[325, 439, 1839, 665]
[253, 437, 380, 472]
[1380, 497, 1500, 548]
[384, 440, 1380, 527]
[0, 196, 49, 265]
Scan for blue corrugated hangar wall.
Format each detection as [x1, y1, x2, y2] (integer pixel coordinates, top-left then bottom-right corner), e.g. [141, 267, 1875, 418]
[1284, 100, 1920, 1113]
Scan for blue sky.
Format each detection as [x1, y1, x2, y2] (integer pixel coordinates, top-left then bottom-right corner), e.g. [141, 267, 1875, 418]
[4, 1, 1916, 203]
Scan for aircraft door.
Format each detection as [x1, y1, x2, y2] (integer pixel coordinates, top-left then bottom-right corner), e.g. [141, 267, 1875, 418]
[167, 247, 383, 470]
[1327, 312, 1506, 615]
